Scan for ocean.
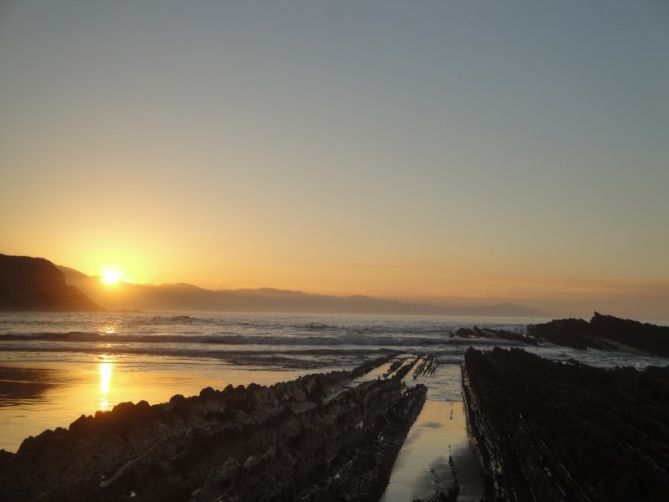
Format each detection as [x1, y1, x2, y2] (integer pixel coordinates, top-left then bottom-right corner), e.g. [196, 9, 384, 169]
[1, 311, 667, 500]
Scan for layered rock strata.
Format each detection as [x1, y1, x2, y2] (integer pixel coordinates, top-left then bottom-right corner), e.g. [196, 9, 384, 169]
[0, 357, 425, 502]
[412, 354, 440, 378]
[453, 327, 538, 346]
[528, 312, 669, 356]
[462, 348, 669, 501]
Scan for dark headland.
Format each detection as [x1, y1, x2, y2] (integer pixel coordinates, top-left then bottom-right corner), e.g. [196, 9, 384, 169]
[0, 254, 101, 311]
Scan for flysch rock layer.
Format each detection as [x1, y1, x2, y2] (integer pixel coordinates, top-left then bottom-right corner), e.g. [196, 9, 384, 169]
[0, 356, 426, 502]
[462, 347, 669, 501]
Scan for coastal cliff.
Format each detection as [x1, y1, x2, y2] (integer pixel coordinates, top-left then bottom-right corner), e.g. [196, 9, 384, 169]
[0, 254, 101, 311]
[462, 348, 669, 501]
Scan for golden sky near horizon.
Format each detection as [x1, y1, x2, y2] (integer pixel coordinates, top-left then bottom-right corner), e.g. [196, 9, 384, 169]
[1, 1, 668, 317]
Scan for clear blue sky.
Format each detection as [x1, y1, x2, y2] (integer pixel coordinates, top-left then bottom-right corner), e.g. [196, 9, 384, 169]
[1, 0, 668, 317]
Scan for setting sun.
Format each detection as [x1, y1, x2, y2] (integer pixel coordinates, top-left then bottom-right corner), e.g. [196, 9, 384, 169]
[101, 267, 122, 285]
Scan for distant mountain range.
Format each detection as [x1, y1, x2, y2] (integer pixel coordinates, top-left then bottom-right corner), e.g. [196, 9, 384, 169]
[0, 252, 546, 315]
[58, 264, 546, 317]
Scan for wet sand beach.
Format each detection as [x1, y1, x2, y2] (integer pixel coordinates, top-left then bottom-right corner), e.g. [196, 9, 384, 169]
[381, 400, 484, 501]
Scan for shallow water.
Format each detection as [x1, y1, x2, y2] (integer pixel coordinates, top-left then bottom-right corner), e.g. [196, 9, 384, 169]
[380, 362, 485, 501]
[380, 399, 484, 502]
[0, 355, 307, 452]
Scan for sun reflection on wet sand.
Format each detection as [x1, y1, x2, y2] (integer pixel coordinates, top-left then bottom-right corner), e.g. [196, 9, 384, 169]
[98, 358, 113, 410]
[0, 358, 305, 452]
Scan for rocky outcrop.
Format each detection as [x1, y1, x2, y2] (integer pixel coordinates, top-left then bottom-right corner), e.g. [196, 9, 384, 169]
[526, 317, 605, 350]
[412, 354, 440, 378]
[0, 254, 101, 311]
[0, 358, 426, 501]
[453, 327, 539, 346]
[590, 312, 669, 356]
[451, 314, 669, 356]
[462, 348, 669, 501]
[528, 312, 669, 356]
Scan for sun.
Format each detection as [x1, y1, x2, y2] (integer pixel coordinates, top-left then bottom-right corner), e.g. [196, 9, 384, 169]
[101, 267, 123, 286]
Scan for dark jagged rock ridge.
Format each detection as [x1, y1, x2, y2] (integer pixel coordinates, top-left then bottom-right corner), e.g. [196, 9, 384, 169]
[453, 314, 669, 356]
[0, 254, 101, 311]
[528, 312, 669, 356]
[462, 348, 669, 501]
[413, 354, 440, 378]
[453, 327, 539, 346]
[0, 357, 426, 502]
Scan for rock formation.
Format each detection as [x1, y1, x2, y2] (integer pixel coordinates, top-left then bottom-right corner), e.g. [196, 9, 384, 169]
[462, 348, 669, 501]
[528, 312, 669, 356]
[0, 357, 426, 501]
[0, 254, 101, 311]
[452, 326, 539, 346]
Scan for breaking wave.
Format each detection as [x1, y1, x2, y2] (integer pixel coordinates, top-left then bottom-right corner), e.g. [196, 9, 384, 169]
[1, 312, 666, 369]
[0, 331, 516, 347]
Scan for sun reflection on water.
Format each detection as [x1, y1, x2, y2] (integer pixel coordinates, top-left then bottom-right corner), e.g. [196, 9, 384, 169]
[99, 358, 113, 411]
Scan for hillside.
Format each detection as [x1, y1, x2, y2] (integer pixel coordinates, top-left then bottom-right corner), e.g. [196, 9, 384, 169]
[0, 254, 101, 311]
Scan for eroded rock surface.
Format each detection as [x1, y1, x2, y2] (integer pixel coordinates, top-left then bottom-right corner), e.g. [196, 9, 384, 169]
[455, 313, 669, 357]
[463, 348, 669, 501]
[528, 312, 669, 356]
[412, 354, 440, 378]
[452, 327, 538, 346]
[0, 357, 425, 501]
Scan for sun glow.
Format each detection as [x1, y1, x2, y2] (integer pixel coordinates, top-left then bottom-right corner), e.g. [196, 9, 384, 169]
[101, 267, 122, 285]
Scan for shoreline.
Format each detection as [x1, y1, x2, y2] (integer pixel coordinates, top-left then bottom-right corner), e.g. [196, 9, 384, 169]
[2, 348, 668, 500]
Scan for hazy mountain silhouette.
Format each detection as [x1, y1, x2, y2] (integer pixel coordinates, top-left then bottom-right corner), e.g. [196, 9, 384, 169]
[59, 265, 545, 317]
[0, 255, 101, 311]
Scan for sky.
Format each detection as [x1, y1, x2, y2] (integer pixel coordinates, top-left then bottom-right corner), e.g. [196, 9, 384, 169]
[1, 0, 668, 317]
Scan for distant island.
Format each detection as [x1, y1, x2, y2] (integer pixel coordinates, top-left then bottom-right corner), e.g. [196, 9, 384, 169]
[0, 254, 101, 311]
